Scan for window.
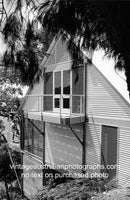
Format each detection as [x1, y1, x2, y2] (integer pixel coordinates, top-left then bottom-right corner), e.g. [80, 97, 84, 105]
[24, 119, 43, 158]
[44, 67, 84, 114]
[55, 71, 61, 94]
[72, 67, 83, 95]
[44, 72, 53, 94]
[44, 72, 53, 111]
[53, 70, 70, 113]
[72, 67, 84, 113]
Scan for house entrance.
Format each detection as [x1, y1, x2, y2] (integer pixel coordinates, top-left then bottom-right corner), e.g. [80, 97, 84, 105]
[101, 125, 118, 180]
[53, 70, 71, 113]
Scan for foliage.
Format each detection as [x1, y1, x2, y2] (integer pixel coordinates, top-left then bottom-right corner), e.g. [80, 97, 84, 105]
[0, 67, 21, 85]
[0, 145, 21, 184]
[0, 85, 22, 117]
[34, 177, 130, 200]
[0, 66, 23, 117]
[0, 131, 26, 199]
[0, 145, 21, 200]
[34, 177, 118, 200]
[2, 1, 130, 94]
[2, 0, 54, 86]
[0, 119, 5, 132]
[38, 1, 130, 96]
[0, 186, 28, 200]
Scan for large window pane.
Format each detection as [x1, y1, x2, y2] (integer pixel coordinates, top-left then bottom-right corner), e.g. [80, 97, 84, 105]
[33, 128, 43, 158]
[72, 67, 83, 95]
[72, 96, 84, 114]
[72, 96, 80, 113]
[44, 72, 53, 111]
[55, 71, 61, 94]
[63, 98, 70, 109]
[44, 72, 53, 94]
[44, 96, 53, 111]
[63, 70, 70, 94]
[24, 119, 33, 153]
[54, 98, 60, 108]
[24, 119, 43, 159]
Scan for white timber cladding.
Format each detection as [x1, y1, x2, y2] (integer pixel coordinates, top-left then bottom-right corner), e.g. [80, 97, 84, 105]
[23, 78, 44, 112]
[45, 123, 82, 173]
[21, 36, 130, 188]
[45, 122, 101, 175]
[86, 123, 101, 174]
[87, 64, 130, 121]
[118, 127, 130, 187]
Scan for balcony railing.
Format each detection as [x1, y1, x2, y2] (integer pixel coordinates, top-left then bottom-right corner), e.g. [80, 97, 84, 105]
[25, 94, 85, 117]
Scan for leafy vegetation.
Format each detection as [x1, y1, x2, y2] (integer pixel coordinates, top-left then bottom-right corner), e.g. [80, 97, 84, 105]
[2, 0, 54, 86]
[34, 177, 130, 200]
[38, 1, 130, 96]
[2, 1, 130, 96]
[0, 120, 26, 200]
[0, 72, 22, 117]
[0, 144, 21, 200]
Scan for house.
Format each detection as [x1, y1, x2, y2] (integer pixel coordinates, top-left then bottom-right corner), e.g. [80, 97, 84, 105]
[20, 36, 130, 199]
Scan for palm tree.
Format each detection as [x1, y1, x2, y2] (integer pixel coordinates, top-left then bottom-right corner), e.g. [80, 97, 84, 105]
[38, 1, 130, 97]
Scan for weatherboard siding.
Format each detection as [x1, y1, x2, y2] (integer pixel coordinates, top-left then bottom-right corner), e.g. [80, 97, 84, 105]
[45, 123, 82, 173]
[45, 122, 101, 175]
[86, 123, 101, 164]
[118, 127, 130, 187]
[87, 65, 130, 120]
[86, 123, 101, 174]
[21, 36, 130, 193]
[23, 78, 44, 112]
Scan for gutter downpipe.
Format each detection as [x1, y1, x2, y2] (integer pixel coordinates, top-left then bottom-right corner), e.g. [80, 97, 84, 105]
[82, 57, 88, 173]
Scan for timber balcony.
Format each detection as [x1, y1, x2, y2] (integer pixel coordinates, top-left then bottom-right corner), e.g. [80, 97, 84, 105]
[24, 94, 85, 125]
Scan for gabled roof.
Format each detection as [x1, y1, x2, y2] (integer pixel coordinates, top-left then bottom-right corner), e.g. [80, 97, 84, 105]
[19, 36, 130, 111]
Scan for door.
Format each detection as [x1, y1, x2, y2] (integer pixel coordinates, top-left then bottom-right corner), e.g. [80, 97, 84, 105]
[101, 125, 117, 180]
[53, 70, 71, 113]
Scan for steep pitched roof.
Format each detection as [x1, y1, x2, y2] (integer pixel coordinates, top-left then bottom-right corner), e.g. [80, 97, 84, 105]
[19, 37, 130, 111]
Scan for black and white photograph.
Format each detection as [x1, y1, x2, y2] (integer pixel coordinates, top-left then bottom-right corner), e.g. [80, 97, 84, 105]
[0, 0, 130, 199]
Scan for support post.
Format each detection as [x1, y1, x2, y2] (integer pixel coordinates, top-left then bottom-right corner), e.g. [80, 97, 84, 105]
[20, 111, 23, 150]
[42, 121, 46, 186]
[82, 122, 87, 173]
[82, 58, 88, 173]
[20, 110, 24, 197]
